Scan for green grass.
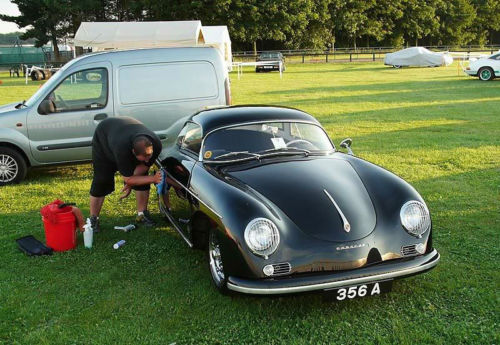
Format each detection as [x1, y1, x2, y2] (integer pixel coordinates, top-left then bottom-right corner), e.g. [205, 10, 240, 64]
[0, 63, 499, 345]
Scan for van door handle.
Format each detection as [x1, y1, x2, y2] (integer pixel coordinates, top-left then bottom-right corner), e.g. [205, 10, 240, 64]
[94, 113, 107, 121]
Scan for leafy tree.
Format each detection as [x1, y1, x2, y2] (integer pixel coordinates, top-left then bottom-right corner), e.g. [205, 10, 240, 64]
[435, 0, 476, 46]
[470, 0, 500, 45]
[395, 0, 441, 46]
[0, 0, 73, 59]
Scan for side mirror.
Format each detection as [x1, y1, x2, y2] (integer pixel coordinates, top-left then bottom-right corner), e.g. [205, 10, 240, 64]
[38, 99, 55, 115]
[340, 138, 354, 155]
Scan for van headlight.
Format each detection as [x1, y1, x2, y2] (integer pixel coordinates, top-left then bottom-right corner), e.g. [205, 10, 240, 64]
[244, 218, 280, 258]
[400, 201, 431, 237]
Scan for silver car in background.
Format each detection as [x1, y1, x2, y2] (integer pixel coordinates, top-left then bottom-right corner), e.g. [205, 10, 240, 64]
[0, 47, 230, 185]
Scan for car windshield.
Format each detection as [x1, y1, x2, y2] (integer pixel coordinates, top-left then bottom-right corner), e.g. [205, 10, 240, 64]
[202, 122, 334, 162]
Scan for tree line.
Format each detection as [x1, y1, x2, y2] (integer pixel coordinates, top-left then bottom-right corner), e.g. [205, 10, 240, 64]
[2, 0, 499, 57]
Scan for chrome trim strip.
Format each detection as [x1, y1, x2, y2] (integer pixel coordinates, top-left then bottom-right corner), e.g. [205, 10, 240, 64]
[198, 119, 335, 161]
[227, 250, 440, 295]
[155, 159, 223, 219]
[323, 189, 351, 233]
[158, 197, 193, 248]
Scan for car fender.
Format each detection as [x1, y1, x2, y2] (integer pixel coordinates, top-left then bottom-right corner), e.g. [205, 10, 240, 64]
[190, 163, 317, 278]
[343, 154, 432, 245]
[0, 127, 35, 165]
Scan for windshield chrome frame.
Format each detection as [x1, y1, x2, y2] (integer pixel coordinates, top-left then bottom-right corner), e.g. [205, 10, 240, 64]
[198, 119, 336, 162]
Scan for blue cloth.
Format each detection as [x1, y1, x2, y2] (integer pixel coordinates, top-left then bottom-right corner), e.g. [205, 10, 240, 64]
[156, 170, 169, 195]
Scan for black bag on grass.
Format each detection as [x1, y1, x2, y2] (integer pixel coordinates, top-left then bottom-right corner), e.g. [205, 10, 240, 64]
[16, 235, 53, 256]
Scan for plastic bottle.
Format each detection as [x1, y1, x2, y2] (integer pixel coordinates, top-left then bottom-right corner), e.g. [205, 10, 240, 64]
[113, 240, 126, 249]
[83, 218, 93, 249]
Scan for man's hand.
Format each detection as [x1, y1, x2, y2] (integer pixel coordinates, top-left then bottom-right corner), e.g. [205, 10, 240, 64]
[120, 184, 132, 200]
[153, 170, 163, 184]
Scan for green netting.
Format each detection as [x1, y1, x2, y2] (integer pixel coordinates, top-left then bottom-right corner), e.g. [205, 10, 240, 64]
[0, 46, 46, 65]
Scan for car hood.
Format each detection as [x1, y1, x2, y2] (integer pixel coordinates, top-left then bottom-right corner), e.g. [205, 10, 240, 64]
[0, 102, 20, 114]
[224, 156, 376, 242]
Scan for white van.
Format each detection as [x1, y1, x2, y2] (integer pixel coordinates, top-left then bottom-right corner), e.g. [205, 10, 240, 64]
[0, 47, 230, 184]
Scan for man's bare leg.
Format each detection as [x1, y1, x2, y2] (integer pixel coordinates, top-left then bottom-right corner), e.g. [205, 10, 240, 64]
[135, 190, 149, 212]
[90, 196, 105, 217]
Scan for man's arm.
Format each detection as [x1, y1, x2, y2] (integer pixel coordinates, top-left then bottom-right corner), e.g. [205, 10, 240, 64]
[120, 165, 162, 199]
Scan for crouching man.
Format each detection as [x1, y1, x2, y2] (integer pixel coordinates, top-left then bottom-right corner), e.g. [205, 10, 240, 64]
[89, 116, 163, 232]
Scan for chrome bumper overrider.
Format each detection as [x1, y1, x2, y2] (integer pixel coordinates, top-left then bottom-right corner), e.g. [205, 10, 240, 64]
[227, 249, 440, 295]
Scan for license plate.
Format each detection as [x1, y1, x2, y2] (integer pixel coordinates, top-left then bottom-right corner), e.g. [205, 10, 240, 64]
[325, 280, 392, 301]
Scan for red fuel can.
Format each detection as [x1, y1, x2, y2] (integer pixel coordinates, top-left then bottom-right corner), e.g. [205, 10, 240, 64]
[40, 200, 77, 252]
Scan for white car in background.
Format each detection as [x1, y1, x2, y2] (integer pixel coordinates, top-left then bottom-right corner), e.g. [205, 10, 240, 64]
[465, 52, 500, 81]
[384, 47, 453, 68]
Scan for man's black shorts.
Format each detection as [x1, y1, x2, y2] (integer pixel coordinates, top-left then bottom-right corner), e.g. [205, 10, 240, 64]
[90, 143, 150, 198]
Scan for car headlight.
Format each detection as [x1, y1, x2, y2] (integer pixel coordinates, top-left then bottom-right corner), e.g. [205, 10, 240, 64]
[400, 201, 431, 237]
[244, 218, 280, 258]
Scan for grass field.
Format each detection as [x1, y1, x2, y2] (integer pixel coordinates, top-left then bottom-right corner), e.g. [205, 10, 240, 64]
[0, 63, 499, 345]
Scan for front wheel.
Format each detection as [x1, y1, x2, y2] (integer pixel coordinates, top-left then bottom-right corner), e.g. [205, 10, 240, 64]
[478, 67, 494, 81]
[0, 147, 27, 186]
[207, 229, 229, 294]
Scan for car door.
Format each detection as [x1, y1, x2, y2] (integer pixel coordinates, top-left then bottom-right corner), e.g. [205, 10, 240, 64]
[27, 62, 113, 163]
[162, 122, 202, 244]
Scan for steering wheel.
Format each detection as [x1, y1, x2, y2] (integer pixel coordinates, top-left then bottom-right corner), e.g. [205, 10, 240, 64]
[56, 94, 69, 109]
[286, 139, 317, 150]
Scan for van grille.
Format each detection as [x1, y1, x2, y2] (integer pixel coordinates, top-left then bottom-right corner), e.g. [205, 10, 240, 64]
[401, 245, 418, 257]
[272, 262, 292, 275]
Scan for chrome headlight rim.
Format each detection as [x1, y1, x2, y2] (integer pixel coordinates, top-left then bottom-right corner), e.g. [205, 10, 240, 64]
[400, 200, 431, 237]
[244, 218, 280, 258]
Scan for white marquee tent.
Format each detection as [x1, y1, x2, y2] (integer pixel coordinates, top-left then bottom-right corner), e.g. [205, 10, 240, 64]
[73, 21, 205, 51]
[202, 26, 232, 71]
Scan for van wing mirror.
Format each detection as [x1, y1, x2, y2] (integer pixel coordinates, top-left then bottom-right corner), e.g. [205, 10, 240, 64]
[38, 99, 55, 115]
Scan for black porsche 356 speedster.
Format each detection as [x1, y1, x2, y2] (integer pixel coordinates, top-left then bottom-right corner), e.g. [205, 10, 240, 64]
[157, 106, 440, 298]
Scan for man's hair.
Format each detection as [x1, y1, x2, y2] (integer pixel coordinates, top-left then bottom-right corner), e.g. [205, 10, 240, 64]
[133, 135, 153, 155]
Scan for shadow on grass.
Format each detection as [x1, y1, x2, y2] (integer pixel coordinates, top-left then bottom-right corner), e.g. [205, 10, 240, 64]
[263, 78, 500, 96]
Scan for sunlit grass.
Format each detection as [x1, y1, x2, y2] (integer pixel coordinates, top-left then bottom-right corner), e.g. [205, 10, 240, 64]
[0, 62, 499, 345]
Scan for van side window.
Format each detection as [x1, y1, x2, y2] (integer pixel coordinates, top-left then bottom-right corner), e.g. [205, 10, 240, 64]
[177, 123, 202, 154]
[39, 68, 108, 114]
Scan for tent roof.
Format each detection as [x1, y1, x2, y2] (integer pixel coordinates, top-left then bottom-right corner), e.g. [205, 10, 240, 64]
[201, 26, 231, 44]
[73, 21, 205, 49]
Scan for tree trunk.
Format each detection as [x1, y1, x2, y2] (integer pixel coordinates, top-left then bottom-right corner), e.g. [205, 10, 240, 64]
[52, 36, 60, 61]
[253, 41, 257, 56]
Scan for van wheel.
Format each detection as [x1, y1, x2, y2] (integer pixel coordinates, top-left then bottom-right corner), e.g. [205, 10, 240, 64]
[0, 147, 27, 185]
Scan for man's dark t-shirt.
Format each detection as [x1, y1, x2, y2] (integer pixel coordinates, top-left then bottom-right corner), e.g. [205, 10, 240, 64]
[92, 117, 162, 177]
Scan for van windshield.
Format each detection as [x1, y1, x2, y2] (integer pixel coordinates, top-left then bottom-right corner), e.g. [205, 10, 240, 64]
[25, 61, 72, 107]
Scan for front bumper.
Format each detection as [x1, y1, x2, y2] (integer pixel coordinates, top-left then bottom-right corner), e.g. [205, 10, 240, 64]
[464, 70, 477, 76]
[227, 249, 440, 295]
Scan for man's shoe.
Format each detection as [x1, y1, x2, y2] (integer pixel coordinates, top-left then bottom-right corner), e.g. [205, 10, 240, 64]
[136, 210, 156, 227]
[90, 215, 100, 233]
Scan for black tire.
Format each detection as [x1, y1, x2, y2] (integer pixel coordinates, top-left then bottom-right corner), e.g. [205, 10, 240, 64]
[0, 147, 27, 186]
[207, 228, 229, 294]
[393, 65, 402, 69]
[478, 67, 494, 81]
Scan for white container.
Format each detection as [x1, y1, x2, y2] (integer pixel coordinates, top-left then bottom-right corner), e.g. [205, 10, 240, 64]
[113, 240, 126, 250]
[83, 218, 93, 249]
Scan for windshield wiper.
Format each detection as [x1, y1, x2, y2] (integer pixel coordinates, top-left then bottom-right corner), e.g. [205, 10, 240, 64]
[206, 151, 261, 163]
[15, 100, 27, 109]
[259, 147, 311, 157]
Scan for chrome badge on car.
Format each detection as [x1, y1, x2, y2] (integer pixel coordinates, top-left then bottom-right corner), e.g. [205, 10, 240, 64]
[336, 243, 368, 251]
[324, 189, 351, 232]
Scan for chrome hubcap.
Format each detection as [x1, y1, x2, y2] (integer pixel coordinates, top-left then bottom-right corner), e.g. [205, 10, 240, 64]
[209, 231, 225, 284]
[0, 154, 18, 183]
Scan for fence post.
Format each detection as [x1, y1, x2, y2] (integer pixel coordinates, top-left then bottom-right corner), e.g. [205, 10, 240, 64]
[302, 54, 305, 63]
[326, 52, 328, 63]
[372, 53, 375, 61]
[350, 53, 352, 62]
